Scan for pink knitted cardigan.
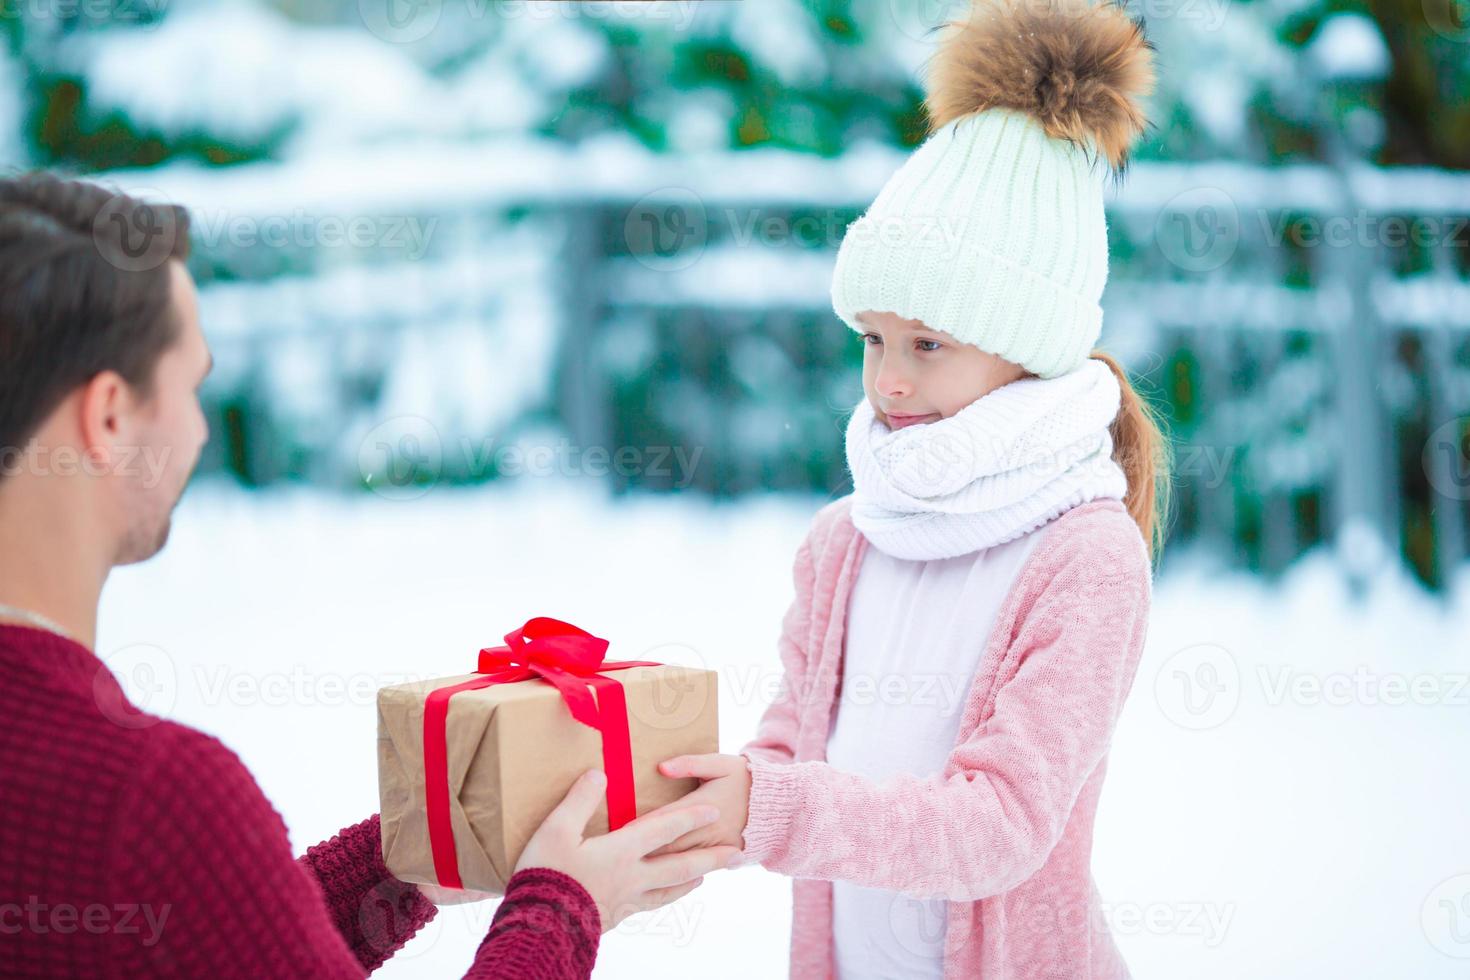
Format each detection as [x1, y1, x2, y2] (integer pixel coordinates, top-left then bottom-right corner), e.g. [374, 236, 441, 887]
[738, 495, 1152, 979]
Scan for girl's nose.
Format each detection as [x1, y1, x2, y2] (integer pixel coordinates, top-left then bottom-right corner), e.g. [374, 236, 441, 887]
[875, 356, 912, 399]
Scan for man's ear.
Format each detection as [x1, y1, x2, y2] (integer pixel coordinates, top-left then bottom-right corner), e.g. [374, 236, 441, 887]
[77, 371, 137, 465]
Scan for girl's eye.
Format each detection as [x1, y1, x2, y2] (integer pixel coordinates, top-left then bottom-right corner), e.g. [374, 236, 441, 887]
[862, 333, 882, 346]
[916, 339, 942, 352]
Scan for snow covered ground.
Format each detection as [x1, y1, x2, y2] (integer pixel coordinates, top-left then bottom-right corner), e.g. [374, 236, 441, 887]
[95, 480, 1470, 978]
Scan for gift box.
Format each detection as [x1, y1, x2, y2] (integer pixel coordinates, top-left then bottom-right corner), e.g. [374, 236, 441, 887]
[377, 617, 719, 893]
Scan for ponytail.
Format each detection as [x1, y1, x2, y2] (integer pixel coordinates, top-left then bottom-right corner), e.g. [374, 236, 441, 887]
[1090, 350, 1173, 565]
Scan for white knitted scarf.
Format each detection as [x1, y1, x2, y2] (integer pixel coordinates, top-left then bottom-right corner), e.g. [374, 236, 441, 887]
[845, 357, 1128, 561]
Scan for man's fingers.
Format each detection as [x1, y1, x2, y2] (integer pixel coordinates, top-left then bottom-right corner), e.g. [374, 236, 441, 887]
[634, 876, 704, 914]
[646, 828, 700, 860]
[544, 769, 606, 835]
[620, 802, 720, 855]
[642, 844, 742, 890]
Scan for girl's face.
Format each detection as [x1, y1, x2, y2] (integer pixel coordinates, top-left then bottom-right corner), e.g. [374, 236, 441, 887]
[858, 310, 1029, 430]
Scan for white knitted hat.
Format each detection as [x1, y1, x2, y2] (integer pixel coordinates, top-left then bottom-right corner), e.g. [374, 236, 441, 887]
[831, 0, 1156, 379]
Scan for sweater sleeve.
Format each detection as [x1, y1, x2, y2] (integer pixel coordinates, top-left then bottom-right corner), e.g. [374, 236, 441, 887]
[105, 723, 434, 978]
[738, 529, 817, 767]
[738, 524, 1152, 901]
[465, 867, 601, 980]
[298, 813, 438, 972]
[104, 724, 602, 979]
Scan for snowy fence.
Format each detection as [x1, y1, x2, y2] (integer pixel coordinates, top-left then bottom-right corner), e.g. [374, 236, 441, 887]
[112, 141, 1470, 587]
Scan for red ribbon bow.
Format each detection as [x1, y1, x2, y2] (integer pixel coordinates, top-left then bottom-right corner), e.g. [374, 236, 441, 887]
[422, 617, 658, 889]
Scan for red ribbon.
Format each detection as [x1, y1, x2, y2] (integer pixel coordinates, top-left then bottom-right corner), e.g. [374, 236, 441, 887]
[421, 616, 659, 889]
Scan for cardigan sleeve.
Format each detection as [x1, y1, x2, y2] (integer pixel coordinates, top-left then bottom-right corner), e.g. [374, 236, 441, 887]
[737, 520, 1151, 901]
[738, 528, 818, 768]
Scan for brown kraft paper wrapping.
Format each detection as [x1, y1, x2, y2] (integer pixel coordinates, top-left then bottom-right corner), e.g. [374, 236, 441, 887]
[378, 664, 718, 893]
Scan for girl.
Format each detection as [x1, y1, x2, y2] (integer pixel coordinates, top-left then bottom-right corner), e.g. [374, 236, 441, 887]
[657, 0, 1168, 976]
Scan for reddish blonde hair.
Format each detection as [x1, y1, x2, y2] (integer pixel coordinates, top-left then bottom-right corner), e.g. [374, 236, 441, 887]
[1090, 350, 1173, 564]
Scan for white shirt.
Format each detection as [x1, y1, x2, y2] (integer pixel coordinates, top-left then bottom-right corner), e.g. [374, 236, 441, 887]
[825, 524, 1052, 980]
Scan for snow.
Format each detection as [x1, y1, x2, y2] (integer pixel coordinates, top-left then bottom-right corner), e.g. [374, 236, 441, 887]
[610, 246, 837, 310]
[95, 132, 1470, 248]
[610, 250, 1470, 336]
[1183, 67, 1253, 148]
[1376, 276, 1470, 330]
[1347, 165, 1470, 214]
[443, 53, 548, 134]
[195, 235, 562, 479]
[1144, 0, 1296, 141]
[55, 0, 480, 152]
[515, 17, 609, 90]
[1308, 13, 1391, 82]
[664, 90, 738, 155]
[726, 0, 824, 87]
[95, 481, 1470, 978]
[92, 133, 904, 222]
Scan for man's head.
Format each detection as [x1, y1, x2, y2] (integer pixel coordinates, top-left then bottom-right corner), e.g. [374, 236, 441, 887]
[0, 174, 211, 566]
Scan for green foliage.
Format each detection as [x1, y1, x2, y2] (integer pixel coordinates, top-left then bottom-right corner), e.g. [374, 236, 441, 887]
[26, 75, 284, 171]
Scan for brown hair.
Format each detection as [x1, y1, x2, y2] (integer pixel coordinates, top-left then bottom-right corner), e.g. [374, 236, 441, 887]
[1091, 349, 1172, 565]
[0, 173, 191, 468]
[924, 0, 1155, 176]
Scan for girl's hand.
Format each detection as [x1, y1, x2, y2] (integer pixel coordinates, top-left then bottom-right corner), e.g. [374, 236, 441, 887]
[649, 753, 752, 858]
[514, 769, 742, 932]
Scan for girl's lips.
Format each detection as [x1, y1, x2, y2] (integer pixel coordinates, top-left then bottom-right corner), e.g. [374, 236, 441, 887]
[885, 411, 940, 430]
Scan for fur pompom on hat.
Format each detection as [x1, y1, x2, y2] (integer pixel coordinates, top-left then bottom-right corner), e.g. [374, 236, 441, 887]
[925, 0, 1155, 175]
[830, 0, 1156, 379]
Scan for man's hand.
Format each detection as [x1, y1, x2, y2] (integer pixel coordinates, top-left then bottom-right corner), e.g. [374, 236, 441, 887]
[648, 753, 752, 858]
[514, 769, 743, 932]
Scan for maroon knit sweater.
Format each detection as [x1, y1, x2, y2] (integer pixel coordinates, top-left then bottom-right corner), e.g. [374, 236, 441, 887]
[0, 623, 600, 978]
